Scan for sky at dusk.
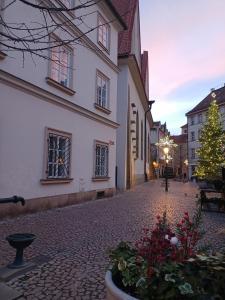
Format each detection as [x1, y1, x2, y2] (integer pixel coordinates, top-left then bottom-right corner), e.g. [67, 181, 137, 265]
[139, 0, 225, 134]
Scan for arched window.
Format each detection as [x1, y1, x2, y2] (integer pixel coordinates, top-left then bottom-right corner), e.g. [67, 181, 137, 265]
[136, 111, 139, 158]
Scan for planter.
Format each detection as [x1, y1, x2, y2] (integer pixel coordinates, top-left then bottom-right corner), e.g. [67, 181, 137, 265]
[105, 271, 138, 300]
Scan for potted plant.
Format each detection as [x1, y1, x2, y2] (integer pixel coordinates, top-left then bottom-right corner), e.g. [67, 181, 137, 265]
[106, 209, 225, 299]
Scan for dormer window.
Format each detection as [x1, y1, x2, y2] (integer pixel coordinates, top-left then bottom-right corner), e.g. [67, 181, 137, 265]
[98, 14, 110, 51]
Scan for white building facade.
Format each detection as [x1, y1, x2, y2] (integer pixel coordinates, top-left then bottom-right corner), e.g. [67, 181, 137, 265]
[0, 0, 125, 216]
[186, 87, 225, 179]
[112, 0, 154, 190]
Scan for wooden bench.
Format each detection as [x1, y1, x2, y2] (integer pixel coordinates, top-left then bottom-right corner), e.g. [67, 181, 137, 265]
[200, 188, 225, 213]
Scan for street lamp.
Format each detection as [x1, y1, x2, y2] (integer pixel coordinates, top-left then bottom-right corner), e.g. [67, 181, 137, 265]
[144, 100, 155, 181]
[156, 136, 177, 192]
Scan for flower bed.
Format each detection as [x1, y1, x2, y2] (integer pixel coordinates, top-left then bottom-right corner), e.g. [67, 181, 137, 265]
[108, 208, 225, 299]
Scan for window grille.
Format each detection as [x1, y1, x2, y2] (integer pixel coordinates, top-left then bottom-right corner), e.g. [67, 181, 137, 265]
[96, 72, 109, 108]
[47, 132, 71, 178]
[50, 43, 72, 88]
[191, 131, 195, 141]
[95, 143, 109, 177]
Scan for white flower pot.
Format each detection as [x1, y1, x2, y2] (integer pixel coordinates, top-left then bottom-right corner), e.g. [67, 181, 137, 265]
[105, 270, 138, 300]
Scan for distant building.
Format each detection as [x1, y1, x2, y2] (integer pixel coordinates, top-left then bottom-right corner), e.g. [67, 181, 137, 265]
[171, 126, 188, 179]
[150, 121, 169, 178]
[186, 86, 225, 179]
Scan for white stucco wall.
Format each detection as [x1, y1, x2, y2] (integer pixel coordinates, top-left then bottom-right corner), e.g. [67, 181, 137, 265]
[116, 64, 128, 190]
[0, 83, 116, 199]
[1, 0, 119, 121]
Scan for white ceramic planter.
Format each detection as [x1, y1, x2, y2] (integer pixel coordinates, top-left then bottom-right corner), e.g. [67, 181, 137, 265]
[105, 270, 138, 300]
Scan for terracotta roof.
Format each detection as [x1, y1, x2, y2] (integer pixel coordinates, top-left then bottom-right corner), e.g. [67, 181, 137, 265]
[111, 0, 138, 56]
[141, 51, 148, 85]
[186, 86, 225, 116]
[105, 0, 127, 29]
[171, 134, 187, 144]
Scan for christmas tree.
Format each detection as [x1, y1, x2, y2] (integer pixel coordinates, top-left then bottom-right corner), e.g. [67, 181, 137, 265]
[195, 98, 225, 180]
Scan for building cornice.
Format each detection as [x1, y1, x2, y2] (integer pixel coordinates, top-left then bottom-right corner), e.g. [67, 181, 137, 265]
[186, 103, 225, 117]
[0, 70, 119, 129]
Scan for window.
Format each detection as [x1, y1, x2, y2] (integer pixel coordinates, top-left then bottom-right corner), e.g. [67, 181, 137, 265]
[198, 129, 202, 139]
[50, 40, 73, 88]
[198, 113, 202, 123]
[190, 116, 194, 125]
[141, 121, 143, 160]
[98, 14, 110, 50]
[191, 131, 195, 141]
[96, 71, 109, 108]
[191, 165, 196, 175]
[94, 142, 109, 177]
[191, 148, 195, 159]
[46, 129, 71, 179]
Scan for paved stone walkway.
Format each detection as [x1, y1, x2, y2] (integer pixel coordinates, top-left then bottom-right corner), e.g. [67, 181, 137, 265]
[0, 180, 225, 299]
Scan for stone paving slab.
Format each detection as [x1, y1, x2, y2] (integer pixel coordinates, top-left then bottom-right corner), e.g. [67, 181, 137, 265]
[0, 282, 22, 300]
[0, 180, 224, 299]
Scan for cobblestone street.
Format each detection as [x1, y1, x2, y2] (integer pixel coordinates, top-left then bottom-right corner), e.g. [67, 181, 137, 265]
[0, 180, 225, 299]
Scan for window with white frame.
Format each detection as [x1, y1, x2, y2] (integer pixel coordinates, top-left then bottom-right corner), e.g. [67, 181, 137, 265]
[198, 113, 202, 123]
[190, 116, 194, 125]
[46, 129, 71, 179]
[191, 148, 195, 159]
[96, 71, 109, 108]
[94, 142, 109, 177]
[50, 41, 73, 88]
[98, 14, 110, 50]
[191, 131, 195, 141]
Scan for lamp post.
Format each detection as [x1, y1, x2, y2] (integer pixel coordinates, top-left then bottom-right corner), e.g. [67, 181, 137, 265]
[156, 136, 177, 192]
[163, 146, 169, 192]
[144, 100, 155, 181]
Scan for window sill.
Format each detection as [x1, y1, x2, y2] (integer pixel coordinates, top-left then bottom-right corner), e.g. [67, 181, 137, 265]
[94, 103, 111, 115]
[92, 177, 110, 182]
[0, 51, 7, 60]
[97, 41, 110, 54]
[46, 77, 75, 96]
[40, 178, 73, 185]
[55, 0, 75, 18]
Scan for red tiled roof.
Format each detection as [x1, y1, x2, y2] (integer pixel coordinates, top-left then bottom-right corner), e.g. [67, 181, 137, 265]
[171, 134, 187, 144]
[111, 0, 138, 56]
[186, 86, 225, 116]
[105, 0, 127, 29]
[141, 51, 148, 85]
